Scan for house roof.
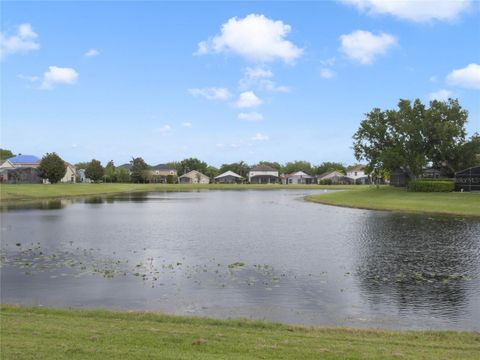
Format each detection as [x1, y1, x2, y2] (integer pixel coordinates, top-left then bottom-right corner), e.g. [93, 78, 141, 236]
[318, 170, 343, 179]
[215, 170, 242, 179]
[250, 164, 278, 172]
[151, 164, 176, 171]
[8, 155, 40, 164]
[179, 170, 208, 178]
[347, 165, 366, 172]
[286, 171, 312, 178]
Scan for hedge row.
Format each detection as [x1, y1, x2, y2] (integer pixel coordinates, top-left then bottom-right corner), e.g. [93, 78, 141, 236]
[407, 180, 454, 192]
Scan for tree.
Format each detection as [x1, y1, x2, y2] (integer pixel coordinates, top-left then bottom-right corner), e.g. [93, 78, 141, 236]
[353, 98, 471, 179]
[104, 160, 116, 182]
[85, 159, 104, 182]
[74, 162, 90, 170]
[130, 157, 149, 183]
[219, 161, 250, 177]
[282, 161, 313, 175]
[257, 161, 282, 171]
[38, 153, 66, 184]
[116, 167, 131, 183]
[0, 149, 14, 160]
[205, 166, 219, 179]
[178, 158, 208, 174]
[314, 162, 346, 175]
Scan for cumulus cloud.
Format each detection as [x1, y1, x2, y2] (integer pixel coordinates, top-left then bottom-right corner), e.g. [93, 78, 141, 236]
[320, 68, 336, 79]
[320, 57, 336, 67]
[428, 89, 453, 101]
[446, 63, 480, 89]
[17, 74, 40, 82]
[41, 66, 79, 89]
[236, 91, 263, 108]
[251, 133, 269, 141]
[196, 14, 303, 63]
[0, 23, 40, 59]
[340, 0, 472, 22]
[339, 30, 397, 64]
[182, 122, 193, 128]
[188, 87, 231, 101]
[84, 48, 100, 57]
[238, 112, 264, 122]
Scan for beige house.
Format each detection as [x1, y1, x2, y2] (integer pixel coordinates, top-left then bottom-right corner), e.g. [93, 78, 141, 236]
[61, 163, 77, 183]
[149, 164, 178, 183]
[178, 170, 210, 184]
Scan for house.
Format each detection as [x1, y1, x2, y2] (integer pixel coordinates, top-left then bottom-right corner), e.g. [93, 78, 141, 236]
[317, 170, 350, 185]
[248, 164, 279, 184]
[455, 166, 480, 192]
[0, 159, 15, 170]
[284, 171, 314, 184]
[346, 165, 370, 184]
[61, 163, 77, 183]
[178, 170, 210, 184]
[149, 164, 177, 183]
[77, 169, 91, 183]
[214, 170, 243, 184]
[6, 154, 40, 168]
[390, 169, 408, 187]
[0, 167, 42, 184]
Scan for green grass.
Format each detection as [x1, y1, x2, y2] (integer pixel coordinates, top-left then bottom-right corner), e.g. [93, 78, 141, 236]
[1, 305, 479, 360]
[0, 183, 357, 203]
[306, 186, 480, 217]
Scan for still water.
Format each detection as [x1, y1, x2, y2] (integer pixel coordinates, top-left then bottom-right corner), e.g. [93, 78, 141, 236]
[1, 190, 479, 330]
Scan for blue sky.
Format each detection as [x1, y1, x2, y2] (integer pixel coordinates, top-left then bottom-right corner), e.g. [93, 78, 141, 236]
[2, 1, 479, 166]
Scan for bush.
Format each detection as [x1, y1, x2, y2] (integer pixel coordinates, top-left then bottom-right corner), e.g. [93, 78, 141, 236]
[407, 180, 454, 192]
[319, 179, 332, 185]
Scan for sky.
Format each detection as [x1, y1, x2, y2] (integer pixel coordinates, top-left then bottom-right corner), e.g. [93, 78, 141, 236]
[1, 0, 480, 167]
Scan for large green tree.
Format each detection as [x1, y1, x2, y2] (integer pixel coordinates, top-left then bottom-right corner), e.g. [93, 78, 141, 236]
[219, 161, 250, 177]
[0, 149, 14, 160]
[85, 159, 104, 182]
[282, 161, 313, 175]
[353, 98, 471, 178]
[38, 153, 66, 184]
[256, 161, 282, 171]
[104, 160, 116, 183]
[314, 162, 346, 175]
[130, 157, 150, 183]
[178, 158, 208, 174]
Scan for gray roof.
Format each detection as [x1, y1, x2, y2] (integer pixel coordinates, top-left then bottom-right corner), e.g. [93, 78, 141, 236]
[251, 164, 277, 172]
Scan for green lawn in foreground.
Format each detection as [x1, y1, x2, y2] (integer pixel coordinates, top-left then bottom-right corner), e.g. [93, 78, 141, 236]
[1, 306, 479, 360]
[306, 186, 480, 217]
[0, 183, 356, 202]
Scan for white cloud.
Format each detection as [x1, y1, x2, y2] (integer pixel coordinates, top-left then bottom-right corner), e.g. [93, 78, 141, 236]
[428, 89, 453, 101]
[0, 23, 40, 59]
[239, 67, 290, 92]
[236, 91, 263, 108]
[189, 87, 231, 101]
[84, 48, 100, 57]
[17, 74, 40, 82]
[429, 75, 438, 82]
[155, 125, 172, 134]
[320, 68, 336, 79]
[196, 14, 303, 63]
[339, 30, 397, 64]
[320, 57, 336, 66]
[446, 63, 480, 89]
[340, 0, 472, 22]
[251, 133, 269, 141]
[182, 122, 193, 128]
[238, 112, 264, 122]
[41, 66, 79, 89]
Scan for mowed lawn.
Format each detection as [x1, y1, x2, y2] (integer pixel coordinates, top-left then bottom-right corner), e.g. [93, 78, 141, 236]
[0, 183, 356, 202]
[1, 306, 479, 360]
[306, 186, 480, 217]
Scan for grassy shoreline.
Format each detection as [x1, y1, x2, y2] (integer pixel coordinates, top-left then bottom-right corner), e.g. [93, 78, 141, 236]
[0, 183, 356, 203]
[305, 186, 480, 217]
[1, 305, 479, 359]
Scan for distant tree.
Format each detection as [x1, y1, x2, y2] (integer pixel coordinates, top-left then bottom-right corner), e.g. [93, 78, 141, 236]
[257, 161, 282, 171]
[353, 98, 470, 178]
[219, 161, 250, 177]
[38, 153, 66, 184]
[85, 159, 104, 182]
[104, 160, 116, 182]
[179, 158, 208, 174]
[0, 149, 14, 160]
[205, 166, 219, 179]
[282, 161, 313, 175]
[166, 161, 181, 171]
[74, 162, 90, 170]
[450, 133, 480, 172]
[314, 162, 346, 175]
[116, 167, 131, 183]
[166, 174, 176, 184]
[130, 157, 150, 183]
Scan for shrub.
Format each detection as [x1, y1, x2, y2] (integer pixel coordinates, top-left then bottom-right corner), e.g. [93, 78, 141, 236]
[407, 180, 454, 192]
[319, 179, 332, 185]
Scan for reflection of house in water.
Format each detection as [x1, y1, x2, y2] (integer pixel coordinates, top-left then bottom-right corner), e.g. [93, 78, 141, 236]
[352, 213, 479, 319]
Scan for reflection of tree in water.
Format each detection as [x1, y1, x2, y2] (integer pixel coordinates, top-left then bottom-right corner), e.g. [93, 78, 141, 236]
[354, 213, 480, 317]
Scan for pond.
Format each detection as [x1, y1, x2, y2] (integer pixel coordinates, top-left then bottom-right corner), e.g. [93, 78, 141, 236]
[1, 190, 479, 330]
